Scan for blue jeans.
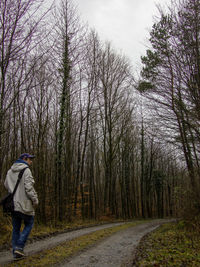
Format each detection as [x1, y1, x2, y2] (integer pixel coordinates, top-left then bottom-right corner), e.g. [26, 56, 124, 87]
[12, 211, 34, 253]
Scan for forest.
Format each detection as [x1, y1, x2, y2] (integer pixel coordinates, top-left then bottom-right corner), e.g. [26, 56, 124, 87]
[0, 0, 199, 226]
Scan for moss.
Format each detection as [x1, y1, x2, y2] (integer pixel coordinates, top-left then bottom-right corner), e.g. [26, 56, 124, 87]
[6, 221, 143, 267]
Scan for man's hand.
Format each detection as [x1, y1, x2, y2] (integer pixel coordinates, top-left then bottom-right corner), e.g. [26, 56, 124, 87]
[33, 200, 39, 207]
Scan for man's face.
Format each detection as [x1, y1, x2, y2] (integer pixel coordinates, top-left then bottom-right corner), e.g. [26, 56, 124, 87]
[24, 157, 33, 165]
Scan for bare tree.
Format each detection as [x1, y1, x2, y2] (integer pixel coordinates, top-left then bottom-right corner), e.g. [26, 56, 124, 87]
[51, 0, 86, 221]
[0, 0, 50, 178]
[95, 42, 134, 213]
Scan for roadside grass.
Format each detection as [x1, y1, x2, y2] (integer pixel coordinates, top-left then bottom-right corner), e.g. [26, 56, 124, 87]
[31, 218, 118, 238]
[133, 221, 200, 267]
[6, 221, 144, 267]
[0, 214, 12, 249]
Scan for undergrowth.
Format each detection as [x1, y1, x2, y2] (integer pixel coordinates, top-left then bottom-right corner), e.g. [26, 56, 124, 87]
[133, 220, 200, 267]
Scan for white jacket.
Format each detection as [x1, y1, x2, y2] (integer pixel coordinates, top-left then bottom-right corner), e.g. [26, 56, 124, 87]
[4, 163, 38, 216]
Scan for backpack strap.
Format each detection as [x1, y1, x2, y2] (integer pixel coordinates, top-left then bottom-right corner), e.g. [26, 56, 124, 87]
[12, 167, 29, 196]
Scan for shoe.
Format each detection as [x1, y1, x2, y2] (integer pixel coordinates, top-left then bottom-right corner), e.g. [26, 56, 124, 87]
[13, 255, 24, 261]
[14, 249, 25, 258]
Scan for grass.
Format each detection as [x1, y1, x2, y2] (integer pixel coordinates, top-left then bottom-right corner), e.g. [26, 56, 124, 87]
[0, 214, 13, 249]
[133, 220, 200, 267]
[5, 221, 144, 267]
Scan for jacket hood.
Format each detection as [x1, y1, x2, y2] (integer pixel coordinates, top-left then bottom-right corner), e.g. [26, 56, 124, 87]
[11, 162, 29, 172]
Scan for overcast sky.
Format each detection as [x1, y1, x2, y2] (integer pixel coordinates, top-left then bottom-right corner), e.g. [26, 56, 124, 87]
[73, 0, 171, 70]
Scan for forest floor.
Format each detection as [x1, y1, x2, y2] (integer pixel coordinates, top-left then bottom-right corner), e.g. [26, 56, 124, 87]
[132, 220, 200, 266]
[0, 219, 172, 266]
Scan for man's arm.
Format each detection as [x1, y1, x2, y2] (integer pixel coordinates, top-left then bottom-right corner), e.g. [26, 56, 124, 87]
[24, 169, 39, 205]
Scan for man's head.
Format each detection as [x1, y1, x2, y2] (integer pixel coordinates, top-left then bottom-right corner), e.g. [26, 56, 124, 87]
[19, 153, 35, 165]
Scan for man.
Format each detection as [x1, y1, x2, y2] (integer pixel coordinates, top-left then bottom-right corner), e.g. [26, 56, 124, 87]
[4, 153, 38, 260]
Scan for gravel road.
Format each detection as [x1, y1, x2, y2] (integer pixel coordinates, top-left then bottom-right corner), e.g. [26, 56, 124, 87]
[0, 222, 125, 266]
[0, 219, 172, 266]
[62, 219, 170, 267]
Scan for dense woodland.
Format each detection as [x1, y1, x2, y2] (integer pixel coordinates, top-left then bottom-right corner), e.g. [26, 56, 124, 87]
[0, 0, 199, 224]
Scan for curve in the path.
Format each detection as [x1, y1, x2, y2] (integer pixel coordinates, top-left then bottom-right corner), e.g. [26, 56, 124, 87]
[62, 220, 170, 267]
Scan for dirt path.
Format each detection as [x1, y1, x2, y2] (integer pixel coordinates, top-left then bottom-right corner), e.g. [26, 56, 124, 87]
[0, 219, 172, 266]
[0, 222, 125, 266]
[61, 219, 170, 267]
